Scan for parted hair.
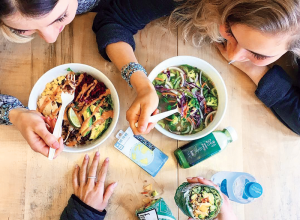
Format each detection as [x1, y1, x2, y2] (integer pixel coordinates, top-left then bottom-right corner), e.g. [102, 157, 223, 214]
[169, 0, 300, 56]
[0, 0, 59, 43]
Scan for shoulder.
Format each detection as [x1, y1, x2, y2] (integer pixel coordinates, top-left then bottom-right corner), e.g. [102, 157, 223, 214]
[77, 0, 101, 14]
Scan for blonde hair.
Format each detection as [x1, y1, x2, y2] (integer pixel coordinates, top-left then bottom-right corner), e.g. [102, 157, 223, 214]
[169, 0, 300, 56]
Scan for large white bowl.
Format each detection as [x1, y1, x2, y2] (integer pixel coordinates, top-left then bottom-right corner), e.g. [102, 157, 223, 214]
[28, 63, 120, 153]
[148, 56, 227, 141]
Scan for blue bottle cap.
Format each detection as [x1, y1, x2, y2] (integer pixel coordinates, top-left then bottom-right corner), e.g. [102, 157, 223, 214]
[244, 182, 263, 198]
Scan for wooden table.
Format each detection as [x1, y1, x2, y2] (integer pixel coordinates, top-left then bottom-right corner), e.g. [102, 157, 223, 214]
[1, 13, 300, 220]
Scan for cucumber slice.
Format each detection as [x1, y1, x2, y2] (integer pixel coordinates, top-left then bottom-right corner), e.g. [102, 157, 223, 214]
[67, 107, 81, 128]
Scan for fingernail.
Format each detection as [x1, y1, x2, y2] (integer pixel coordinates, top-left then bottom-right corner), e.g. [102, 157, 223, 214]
[139, 126, 146, 132]
[96, 151, 100, 156]
[52, 141, 59, 149]
[85, 154, 89, 159]
[75, 164, 78, 168]
[105, 157, 109, 162]
[186, 177, 193, 180]
[113, 182, 118, 188]
[197, 177, 204, 179]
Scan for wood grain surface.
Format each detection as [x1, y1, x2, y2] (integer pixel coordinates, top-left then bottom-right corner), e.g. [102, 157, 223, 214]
[0, 13, 300, 220]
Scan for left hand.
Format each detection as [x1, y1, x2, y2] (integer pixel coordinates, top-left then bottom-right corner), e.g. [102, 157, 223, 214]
[73, 152, 117, 212]
[215, 42, 269, 85]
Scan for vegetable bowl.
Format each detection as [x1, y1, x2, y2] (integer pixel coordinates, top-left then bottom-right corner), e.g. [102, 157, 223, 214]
[28, 63, 120, 153]
[148, 56, 227, 140]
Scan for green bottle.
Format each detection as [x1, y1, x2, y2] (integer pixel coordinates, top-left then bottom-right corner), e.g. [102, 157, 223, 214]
[174, 127, 237, 168]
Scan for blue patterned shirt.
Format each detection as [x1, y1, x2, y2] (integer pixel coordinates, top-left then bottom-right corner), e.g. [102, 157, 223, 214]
[77, 0, 101, 14]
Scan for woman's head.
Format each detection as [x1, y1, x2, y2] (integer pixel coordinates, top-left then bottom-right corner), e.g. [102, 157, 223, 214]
[171, 0, 300, 66]
[0, 0, 78, 43]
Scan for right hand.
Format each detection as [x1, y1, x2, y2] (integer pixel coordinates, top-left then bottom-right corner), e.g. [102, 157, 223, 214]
[73, 152, 117, 211]
[186, 177, 238, 220]
[127, 71, 159, 135]
[9, 108, 64, 158]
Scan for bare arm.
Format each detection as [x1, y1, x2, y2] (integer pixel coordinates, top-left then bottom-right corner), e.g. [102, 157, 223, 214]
[106, 42, 159, 134]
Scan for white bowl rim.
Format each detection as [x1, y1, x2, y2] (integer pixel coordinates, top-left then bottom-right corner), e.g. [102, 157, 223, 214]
[28, 63, 120, 153]
[148, 56, 228, 141]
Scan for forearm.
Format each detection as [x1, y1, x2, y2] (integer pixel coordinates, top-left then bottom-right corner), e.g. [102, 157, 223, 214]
[233, 62, 269, 85]
[106, 42, 154, 92]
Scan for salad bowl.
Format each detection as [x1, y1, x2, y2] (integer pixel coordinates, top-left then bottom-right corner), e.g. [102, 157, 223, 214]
[148, 56, 227, 141]
[28, 63, 120, 153]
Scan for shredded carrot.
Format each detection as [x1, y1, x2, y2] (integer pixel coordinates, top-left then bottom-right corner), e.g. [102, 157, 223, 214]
[155, 77, 165, 81]
[141, 192, 148, 195]
[210, 114, 213, 121]
[201, 82, 207, 88]
[165, 118, 173, 121]
[168, 100, 177, 103]
[162, 92, 177, 97]
[204, 102, 207, 114]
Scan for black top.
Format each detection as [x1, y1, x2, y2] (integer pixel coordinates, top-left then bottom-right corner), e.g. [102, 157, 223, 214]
[60, 194, 106, 220]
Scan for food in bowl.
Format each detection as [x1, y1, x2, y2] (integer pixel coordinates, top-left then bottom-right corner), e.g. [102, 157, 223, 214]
[152, 65, 218, 135]
[37, 69, 113, 147]
[174, 182, 222, 220]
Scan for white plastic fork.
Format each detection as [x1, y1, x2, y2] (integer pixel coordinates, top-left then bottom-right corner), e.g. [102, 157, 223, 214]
[48, 75, 75, 160]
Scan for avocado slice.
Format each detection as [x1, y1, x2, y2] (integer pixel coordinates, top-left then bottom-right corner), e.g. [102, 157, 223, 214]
[90, 104, 96, 113]
[208, 193, 215, 205]
[90, 122, 106, 140]
[90, 107, 105, 140]
[81, 107, 92, 137]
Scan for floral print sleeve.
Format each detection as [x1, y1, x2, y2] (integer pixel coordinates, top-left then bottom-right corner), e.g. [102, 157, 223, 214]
[0, 94, 26, 125]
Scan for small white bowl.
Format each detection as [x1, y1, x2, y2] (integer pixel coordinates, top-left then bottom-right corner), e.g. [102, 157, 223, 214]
[148, 56, 227, 141]
[28, 63, 120, 153]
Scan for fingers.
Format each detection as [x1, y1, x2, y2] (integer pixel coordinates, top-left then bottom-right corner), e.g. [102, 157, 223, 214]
[137, 105, 153, 133]
[35, 124, 60, 149]
[187, 177, 220, 190]
[103, 182, 118, 205]
[54, 137, 64, 159]
[72, 164, 79, 190]
[96, 157, 109, 190]
[79, 154, 89, 185]
[25, 130, 51, 157]
[127, 104, 141, 135]
[87, 152, 100, 185]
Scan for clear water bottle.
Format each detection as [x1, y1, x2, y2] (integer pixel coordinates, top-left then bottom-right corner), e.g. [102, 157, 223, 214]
[211, 171, 263, 204]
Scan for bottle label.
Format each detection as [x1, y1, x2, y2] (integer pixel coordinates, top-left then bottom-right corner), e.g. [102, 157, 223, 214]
[180, 133, 221, 166]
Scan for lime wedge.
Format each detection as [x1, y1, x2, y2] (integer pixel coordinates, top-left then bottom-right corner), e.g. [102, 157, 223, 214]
[68, 107, 81, 128]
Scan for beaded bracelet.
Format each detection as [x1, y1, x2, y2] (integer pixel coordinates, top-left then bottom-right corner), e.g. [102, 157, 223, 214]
[121, 62, 147, 87]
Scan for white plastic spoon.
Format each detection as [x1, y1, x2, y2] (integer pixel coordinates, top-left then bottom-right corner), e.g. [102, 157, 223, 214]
[135, 106, 181, 127]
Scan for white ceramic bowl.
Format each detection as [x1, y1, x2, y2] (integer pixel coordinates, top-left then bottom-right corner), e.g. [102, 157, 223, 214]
[148, 56, 227, 141]
[28, 63, 120, 152]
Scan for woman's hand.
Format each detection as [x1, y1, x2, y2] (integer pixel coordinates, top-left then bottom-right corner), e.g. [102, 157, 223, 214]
[186, 177, 238, 220]
[127, 71, 159, 135]
[215, 42, 269, 85]
[9, 108, 64, 158]
[73, 152, 117, 212]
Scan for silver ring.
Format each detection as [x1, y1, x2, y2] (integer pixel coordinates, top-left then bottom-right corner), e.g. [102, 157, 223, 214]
[228, 60, 235, 65]
[87, 176, 97, 179]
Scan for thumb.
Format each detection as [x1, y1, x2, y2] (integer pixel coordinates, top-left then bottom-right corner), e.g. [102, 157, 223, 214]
[137, 106, 152, 133]
[35, 125, 60, 149]
[103, 182, 118, 205]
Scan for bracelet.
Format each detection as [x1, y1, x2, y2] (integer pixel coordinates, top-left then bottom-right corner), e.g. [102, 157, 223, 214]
[121, 62, 147, 87]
